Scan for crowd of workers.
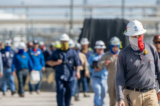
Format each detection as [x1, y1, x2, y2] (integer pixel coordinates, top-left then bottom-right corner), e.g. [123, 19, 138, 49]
[0, 19, 160, 106]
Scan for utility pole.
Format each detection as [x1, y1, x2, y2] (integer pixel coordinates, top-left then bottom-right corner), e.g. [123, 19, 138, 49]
[84, 0, 87, 18]
[121, 0, 125, 19]
[69, 0, 73, 35]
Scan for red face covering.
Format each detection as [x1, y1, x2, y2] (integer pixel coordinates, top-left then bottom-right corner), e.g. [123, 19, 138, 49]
[33, 49, 37, 52]
[40, 45, 45, 51]
[138, 35, 144, 52]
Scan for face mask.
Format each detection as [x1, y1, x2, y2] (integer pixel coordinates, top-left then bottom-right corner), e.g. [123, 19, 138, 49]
[5, 46, 11, 51]
[18, 49, 25, 54]
[33, 49, 37, 52]
[110, 45, 120, 54]
[129, 35, 144, 52]
[61, 42, 69, 51]
[40, 45, 45, 51]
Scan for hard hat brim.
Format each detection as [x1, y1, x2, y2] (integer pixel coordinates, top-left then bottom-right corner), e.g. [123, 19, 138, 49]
[124, 29, 147, 36]
[94, 46, 106, 49]
[110, 43, 120, 46]
[60, 39, 69, 41]
[81, 42, 90, 45]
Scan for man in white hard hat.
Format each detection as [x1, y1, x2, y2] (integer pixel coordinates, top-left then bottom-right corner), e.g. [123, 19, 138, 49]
[80, 38, 93, 97]
[1, 40, 16, 96]
[116, 20, 160, 106]
[46, 34, 81, 106]
[98, 37, 121, 106]
[88, 40, 108, 106]
[73, 42, 89, 101]
[28, 40, 45, 94]
[69, 39, 75, 49]
[39, 41, 46, 52]
[12, 42, 34, 97]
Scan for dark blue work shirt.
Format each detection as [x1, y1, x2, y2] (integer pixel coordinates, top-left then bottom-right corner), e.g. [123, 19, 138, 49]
[48, 49, 81, 81]
[0, 49, 15, 68]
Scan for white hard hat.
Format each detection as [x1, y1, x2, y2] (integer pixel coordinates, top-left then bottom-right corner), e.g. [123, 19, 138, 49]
[94, 40, 106, 49]
[80, 38, 90, 45]
[75, 42, 81, 49]
[18, 42, 26, 49]
[59, 33, 70, 41]
[39, 41, 44, 46]
[5, 40, 11, 46]
[110, 37, 120, 45]
[69, 39, 75, 48]
[124, 20, 146, 36]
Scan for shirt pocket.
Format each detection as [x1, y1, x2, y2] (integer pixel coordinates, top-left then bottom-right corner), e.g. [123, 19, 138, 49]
[67, 57, 74, 66]
[149, 60, 155, 70]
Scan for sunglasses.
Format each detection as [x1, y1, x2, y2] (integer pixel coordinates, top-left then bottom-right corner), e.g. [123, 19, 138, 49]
[154, 42, 160, 44]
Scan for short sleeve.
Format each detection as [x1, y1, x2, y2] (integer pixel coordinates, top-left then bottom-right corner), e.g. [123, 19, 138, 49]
[73, 51, 81, 66]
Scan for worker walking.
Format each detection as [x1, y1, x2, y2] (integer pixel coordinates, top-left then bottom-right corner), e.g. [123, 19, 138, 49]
[47, 34, 81, 106]
[88, 40, 108, 106]
[74, 43, 89, 101]
[12, 42, 34, 97]
[98, 37, 120, 106]
[28, 40, 45, 94]
[153, 35, 160, 105]
[116, 20, 160, 106]
[1, 40, 16, 96]
[80, 38, 93, 97]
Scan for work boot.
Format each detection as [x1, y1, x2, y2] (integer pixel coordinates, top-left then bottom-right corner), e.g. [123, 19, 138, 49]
[84, 93, 90, 97]
[36, 90, 40, 94]
[3, 92, 5, 96]
[19, 94, 25, 97]
[75, 94, 80, 101]
[11, 91, 16, 95]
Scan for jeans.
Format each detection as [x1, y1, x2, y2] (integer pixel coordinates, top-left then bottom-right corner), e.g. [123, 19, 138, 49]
[29, 71, 42, 92]
[16, 69, 28, 94]
[1, 68, 15, 92]
[72, 78, 77, 96]
[92, 77, 107, 106]
[74, 70, 89, 96]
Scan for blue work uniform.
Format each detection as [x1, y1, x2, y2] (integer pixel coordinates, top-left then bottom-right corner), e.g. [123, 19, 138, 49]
[28, 48, 45, 92]
[81, 48, 93, 92]
[48, 49, 81, 106]
[88, 53, 108, 106]
[12, 52, 34, 94]
[0, 49, 16, 93]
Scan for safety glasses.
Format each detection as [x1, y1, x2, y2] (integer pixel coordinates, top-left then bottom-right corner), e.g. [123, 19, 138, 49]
[154, 42, 160, 44]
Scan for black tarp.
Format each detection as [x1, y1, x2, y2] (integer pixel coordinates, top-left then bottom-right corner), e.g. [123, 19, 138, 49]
[79, 19, 129, 51]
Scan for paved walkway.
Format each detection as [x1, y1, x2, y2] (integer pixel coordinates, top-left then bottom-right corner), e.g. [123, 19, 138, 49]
[0, 92, 110, 106]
